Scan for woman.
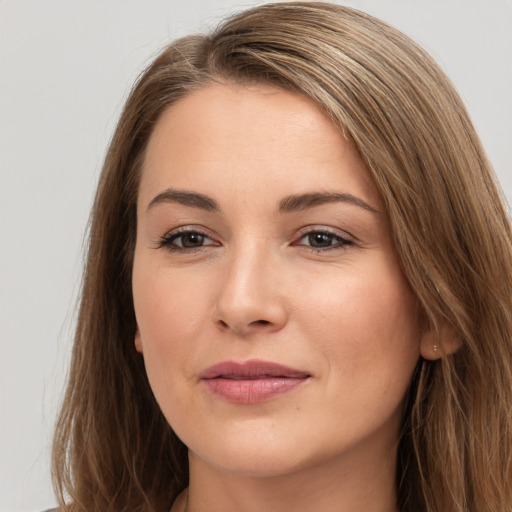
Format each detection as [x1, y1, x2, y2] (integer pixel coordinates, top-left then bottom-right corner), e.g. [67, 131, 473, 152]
[51, 2, 512, 511]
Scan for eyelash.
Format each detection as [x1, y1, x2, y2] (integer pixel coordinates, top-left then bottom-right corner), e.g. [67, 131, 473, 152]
[293, 228, 354, 253]
[157, 227, 354, 254]
[157, 227, 216, 253]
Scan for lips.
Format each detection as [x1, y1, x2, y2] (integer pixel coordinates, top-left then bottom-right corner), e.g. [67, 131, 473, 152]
[200, 359, 311, 404]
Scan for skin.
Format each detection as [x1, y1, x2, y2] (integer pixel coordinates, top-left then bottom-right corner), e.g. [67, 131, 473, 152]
[132, 83, 438, 512]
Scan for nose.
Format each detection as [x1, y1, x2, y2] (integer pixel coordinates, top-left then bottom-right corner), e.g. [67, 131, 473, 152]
[213, 243, 288, 336]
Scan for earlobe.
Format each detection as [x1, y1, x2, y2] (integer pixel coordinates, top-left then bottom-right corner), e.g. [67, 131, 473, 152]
[135, 325, 143, 353]
[419, 322, 462, 360]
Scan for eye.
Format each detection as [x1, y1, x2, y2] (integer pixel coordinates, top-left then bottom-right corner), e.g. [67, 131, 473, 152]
[158, 229, 218, 252]
[295, 229, 353, 251]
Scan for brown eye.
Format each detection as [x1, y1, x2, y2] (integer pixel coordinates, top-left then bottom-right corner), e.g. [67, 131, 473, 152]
[159, 230, 217, 252]
[176, 232, 207, 248]
[298, 230, 352, 250]
[306, 232, 335, 248]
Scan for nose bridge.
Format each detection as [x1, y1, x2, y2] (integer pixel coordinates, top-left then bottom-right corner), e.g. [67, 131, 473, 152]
[214, 235, 286, 333]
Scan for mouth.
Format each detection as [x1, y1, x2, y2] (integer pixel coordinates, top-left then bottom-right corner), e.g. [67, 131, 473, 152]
[199, 359, 311, 404]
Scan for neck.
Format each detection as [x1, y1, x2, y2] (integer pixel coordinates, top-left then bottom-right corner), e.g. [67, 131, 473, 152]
[181, 441, 399, 512]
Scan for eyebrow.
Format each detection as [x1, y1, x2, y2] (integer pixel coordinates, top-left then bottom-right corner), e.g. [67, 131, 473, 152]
[146, 188, 379, 216]
[147, 188, 220, 212]
[278, 192, 379, 215]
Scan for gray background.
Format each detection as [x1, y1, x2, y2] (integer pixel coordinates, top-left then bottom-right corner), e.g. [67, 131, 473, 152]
[1, 1, 511, 510]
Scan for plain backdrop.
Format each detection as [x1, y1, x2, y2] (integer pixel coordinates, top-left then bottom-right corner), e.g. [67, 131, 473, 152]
[1, 0, 511, 510]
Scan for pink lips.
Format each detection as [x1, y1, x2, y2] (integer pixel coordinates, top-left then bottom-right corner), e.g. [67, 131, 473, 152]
[200, 360, 310, 404]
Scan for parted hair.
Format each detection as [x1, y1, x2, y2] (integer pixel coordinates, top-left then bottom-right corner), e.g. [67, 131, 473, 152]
[52, 2, 512, 511]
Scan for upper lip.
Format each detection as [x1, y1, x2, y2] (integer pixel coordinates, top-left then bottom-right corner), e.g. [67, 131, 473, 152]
[199, 359, 311, 380]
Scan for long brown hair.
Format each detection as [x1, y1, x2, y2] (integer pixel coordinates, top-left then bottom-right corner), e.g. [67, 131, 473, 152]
[52, 3, 512, 511]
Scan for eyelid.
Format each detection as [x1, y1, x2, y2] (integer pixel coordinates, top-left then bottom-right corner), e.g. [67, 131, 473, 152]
[155, 225, 220, 252]
[163, 224, 216, 237]
[294, 225, 354, 241]
[291, 225, 355, 252]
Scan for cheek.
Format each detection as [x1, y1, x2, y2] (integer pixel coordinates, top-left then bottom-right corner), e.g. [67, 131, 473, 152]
[296, 263, 420, 391]
[298, 261, 419, 341]
[133, 261, 208, 342]
[132, 263, 211, 404]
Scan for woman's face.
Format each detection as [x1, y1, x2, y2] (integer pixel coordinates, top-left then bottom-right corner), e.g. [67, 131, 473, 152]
[132, 83, 425, 477]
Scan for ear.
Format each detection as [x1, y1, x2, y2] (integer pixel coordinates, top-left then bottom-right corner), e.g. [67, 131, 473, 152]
[420, 322, 462, 360]
[135, 325, 143, 353]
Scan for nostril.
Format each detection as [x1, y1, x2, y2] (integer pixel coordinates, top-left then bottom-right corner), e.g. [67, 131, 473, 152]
[254, 320, 270, 326]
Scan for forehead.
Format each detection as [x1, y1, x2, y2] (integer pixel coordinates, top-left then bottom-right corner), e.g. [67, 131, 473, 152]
[139, 83, 380, 210]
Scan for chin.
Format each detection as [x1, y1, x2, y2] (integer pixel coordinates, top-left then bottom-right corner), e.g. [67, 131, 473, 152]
[193, 444, 314, 478]
[183, 417, 316, 477]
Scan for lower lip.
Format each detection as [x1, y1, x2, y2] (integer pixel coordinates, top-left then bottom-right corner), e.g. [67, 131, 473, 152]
[203, 377, 308, 404]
